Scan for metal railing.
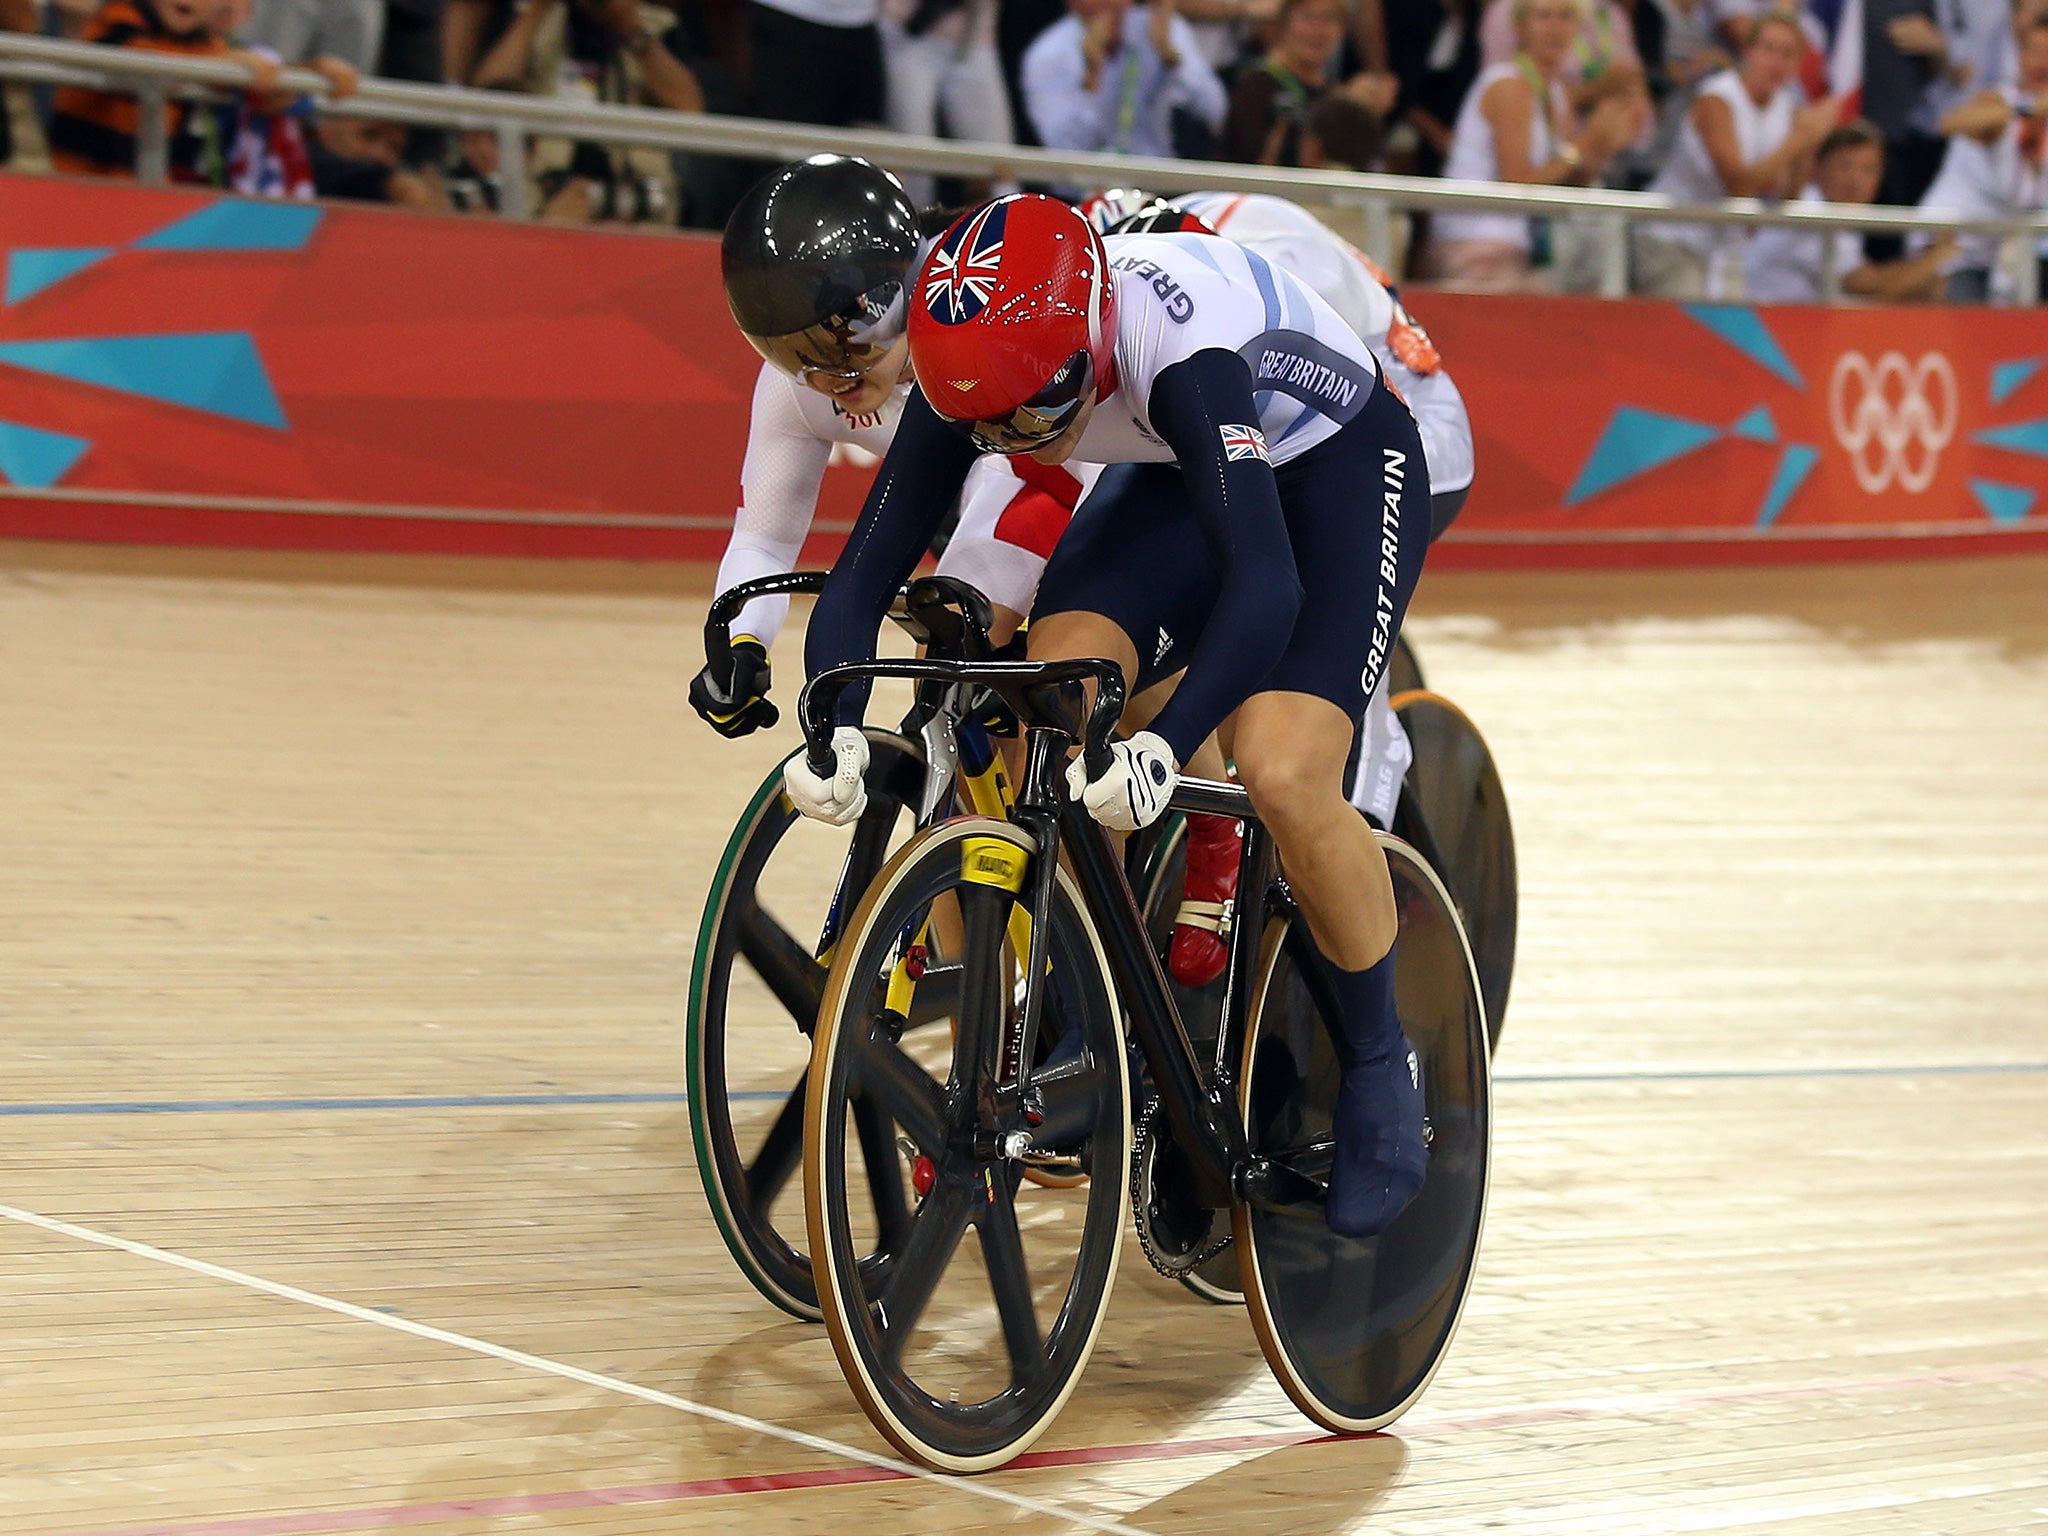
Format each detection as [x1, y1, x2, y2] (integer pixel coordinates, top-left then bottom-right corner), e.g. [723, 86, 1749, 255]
[3, 29, 2042, 303]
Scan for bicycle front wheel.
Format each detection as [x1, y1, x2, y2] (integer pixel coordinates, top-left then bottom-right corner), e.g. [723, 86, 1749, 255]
[804, 817, 1130, 1471]
[687, 729, 928, 1320]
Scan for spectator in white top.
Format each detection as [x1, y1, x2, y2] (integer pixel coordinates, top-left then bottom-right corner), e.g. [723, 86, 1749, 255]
[879, 0, 1015, 206]
[1917, 15, 2048, 300]
[1477, 0, 1642, 104]
[1426, 0, 1645, 289]
[1021, 0, 1228, 159]
[1633, 10, 1840, 298]
[1744, 119, 1954, 300]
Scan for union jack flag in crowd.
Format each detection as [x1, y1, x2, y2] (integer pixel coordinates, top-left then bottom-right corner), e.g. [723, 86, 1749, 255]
[1220, 424, 1270, 463]
[923, 202, 1009, 325]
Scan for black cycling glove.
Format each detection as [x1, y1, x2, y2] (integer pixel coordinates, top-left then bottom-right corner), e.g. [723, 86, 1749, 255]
[690, 639, 779, 738]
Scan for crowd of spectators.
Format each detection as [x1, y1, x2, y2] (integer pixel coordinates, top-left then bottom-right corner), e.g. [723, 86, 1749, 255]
[2, 0, 2046, 299]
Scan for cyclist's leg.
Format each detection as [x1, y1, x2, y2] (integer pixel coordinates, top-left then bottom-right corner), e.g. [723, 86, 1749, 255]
[1237, 692, 1395, 966]
[1025, 462, 1219, 700]
[1233, 385, 1433, 1237]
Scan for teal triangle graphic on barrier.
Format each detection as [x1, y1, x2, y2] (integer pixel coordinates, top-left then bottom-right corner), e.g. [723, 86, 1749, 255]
[1754, 443, 1819, 528]
[0, 332, 286, 430]
[1681, 306, 1806, 390]
[1730, 405, 1778, 443]
[0, 418, 91, 488]
[1989, 359, 2041, 406]
[1565, 407, 1722, 506]
[132, 201, 324, 253]
[5, 247, 117, 305]
[1973, 419, 2048, 457]
[1968, 479, 2038, 524]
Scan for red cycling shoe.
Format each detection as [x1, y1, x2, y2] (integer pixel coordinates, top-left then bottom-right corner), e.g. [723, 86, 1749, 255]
[1169, 812, 1243, 987]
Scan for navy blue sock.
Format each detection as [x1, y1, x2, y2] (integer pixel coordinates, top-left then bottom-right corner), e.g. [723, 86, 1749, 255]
[1328, 943, 1402, 1067]
[1321, 940, 1428, 1238]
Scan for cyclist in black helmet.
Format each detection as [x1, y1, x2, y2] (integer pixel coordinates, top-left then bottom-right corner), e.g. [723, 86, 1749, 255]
[692, 154, 1099, 738]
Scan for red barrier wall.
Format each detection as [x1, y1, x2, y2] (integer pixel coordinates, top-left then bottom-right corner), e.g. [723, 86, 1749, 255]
[3, 172, 2046, 565]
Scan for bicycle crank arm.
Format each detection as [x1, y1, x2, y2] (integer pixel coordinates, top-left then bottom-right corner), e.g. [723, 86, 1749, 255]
[1234, 1148, 1331, 1219]
[1011, 1058, 1103, 1148]
[971, 1128, 1086, 1171]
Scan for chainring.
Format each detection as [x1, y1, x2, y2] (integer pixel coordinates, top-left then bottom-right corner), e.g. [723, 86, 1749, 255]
[1131, 1099, 1230, 1278]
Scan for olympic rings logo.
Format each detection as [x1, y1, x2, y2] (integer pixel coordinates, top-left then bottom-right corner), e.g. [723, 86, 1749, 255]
[1829, 351, 1958, 495]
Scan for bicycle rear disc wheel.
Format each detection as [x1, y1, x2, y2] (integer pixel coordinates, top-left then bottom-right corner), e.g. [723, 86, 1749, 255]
[1392, 689, 1517, 1052]
[687, 729, 927, 1320]
[805, 818, 1130, 1471]
[1388, 632, 1425, 698]
[1234, 834, 1489, 1433]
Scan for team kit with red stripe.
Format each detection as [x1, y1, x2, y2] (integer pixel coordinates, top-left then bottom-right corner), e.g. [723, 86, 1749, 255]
[709, 360, 1101, 653]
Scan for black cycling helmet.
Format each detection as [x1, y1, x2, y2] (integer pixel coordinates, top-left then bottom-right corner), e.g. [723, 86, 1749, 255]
[722, 155, 922, 381]
[1104, 202, 1218, 237]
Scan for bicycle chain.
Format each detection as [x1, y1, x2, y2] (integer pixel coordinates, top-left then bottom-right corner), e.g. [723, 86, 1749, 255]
[1130, 1099, 1232, 1278]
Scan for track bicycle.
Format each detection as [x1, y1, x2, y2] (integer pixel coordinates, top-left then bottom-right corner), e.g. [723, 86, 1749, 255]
[795, 654, 1491, 1471]
[1143, 634, 1515, 1066]
[1134, 638, 1514, 1307]
[687, 572, 1182, 1321]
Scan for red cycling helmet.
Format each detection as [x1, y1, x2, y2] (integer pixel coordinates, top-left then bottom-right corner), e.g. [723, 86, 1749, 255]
[910, 194, 1117, 454]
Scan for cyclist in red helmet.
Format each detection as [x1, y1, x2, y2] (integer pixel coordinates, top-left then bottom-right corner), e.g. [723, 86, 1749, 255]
[1092, 190, 1477, 993]
[785, 192, 1435, 1239]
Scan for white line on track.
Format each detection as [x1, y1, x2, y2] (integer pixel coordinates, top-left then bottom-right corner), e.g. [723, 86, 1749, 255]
[0, 1200, 1159, 1536]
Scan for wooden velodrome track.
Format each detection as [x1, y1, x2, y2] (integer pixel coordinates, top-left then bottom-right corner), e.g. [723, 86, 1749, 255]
[3, 536, 2044, 1536]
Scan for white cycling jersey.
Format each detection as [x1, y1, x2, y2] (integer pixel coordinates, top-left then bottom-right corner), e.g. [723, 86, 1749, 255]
[716, 361, 1099, 645]
[1078, 231, 1382, 468]
[1169, 191, 1474, 496]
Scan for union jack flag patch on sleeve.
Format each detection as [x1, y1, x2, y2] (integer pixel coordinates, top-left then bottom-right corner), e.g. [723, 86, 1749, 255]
[1220, 424, 1270, 463]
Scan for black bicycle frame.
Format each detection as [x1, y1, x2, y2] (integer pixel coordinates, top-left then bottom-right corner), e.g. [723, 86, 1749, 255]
[801, 654, 1286, 1214]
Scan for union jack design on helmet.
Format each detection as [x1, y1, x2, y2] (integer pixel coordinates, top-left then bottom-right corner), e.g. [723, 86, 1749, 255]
[922, 201, 1008, 325]
[910, 194, 1118, 430]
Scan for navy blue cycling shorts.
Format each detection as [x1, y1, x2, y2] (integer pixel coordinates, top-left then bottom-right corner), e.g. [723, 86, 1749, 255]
[1031, 380, 1433, 727]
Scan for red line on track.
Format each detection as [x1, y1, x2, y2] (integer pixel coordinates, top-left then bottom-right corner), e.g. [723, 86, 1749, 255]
[59, 1358, 2048, 1536]
[55, 1434, 1342, 1536]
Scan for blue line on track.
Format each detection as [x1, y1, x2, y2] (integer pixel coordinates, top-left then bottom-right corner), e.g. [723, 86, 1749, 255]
[1496, 1062, 2048, 1085]
[0, 1092, 695, 1116]
[0, 1064, 2043, 1117]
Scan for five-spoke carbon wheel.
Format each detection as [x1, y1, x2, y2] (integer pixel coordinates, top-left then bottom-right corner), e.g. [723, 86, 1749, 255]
[1391, 690, 1518, 1051]
[804, 818, 1131, 1471]
[687, 729, 928, 1320]
[1234, 833, 1490, 1433]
